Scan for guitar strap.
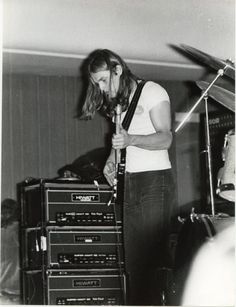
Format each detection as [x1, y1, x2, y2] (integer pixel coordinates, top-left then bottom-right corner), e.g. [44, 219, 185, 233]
[122, 80, 146, 130]
[120, 80, 146, 160]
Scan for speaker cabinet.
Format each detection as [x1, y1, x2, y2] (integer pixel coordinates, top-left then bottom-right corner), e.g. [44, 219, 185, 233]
[21, 227, 124, 270]
[19, 179, 126, 305]
[22, 269, 126, 305]
[20, 179, 122, 227]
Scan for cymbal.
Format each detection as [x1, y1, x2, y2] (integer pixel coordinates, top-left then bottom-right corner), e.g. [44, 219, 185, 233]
[181, 44, 235, 80]
[196, 81, 235, 112]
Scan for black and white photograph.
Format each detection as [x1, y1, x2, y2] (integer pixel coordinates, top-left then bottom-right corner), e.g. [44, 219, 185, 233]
[1, 0, 235, 306]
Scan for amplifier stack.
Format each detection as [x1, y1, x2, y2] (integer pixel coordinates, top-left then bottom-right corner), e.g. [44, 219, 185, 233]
[19, 179, 126, 305]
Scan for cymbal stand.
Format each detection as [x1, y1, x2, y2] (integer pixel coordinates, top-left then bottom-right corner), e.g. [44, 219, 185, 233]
[203, 92, 215, 216]
[175, 68, 225, 133]
[175, 66, 229, 217]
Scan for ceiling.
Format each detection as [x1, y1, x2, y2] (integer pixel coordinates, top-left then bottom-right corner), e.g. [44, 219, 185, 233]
[2, 0, 235, 81]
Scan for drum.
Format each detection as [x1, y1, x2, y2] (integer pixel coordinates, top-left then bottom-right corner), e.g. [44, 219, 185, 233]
[174, 213, 234, 304]
[181, 218, 235, 306]
[216, 129, 235, 202]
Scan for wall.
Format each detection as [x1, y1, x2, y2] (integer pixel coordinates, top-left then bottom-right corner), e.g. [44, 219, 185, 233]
[1, 74, 111, 200]
[1, 74, 203, 212]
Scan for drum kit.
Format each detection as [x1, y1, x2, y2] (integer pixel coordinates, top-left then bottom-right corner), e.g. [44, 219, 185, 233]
[175, 44, 235, 215]
[173, 45, 235, 304]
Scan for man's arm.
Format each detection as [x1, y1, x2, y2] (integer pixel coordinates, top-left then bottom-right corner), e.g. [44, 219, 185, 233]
[129, 99, 172, 150]
[112, 82, 172, 151]
[112, 99, 172, 151]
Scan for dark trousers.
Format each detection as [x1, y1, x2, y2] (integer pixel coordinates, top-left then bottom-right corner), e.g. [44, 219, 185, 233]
[123, 169, 175, 305]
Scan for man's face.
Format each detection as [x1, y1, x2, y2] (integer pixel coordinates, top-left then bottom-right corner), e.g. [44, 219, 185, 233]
[91, 69, 120, 99]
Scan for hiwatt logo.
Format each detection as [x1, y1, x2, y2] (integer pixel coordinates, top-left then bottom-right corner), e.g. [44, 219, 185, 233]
[73, 279, 101, 288]
[71, 193, 100, 202]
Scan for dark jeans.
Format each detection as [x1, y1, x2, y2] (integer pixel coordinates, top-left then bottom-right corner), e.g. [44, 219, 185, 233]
[123, 169, 175, 305]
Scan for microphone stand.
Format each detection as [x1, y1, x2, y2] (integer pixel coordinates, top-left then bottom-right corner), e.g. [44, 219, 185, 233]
[175, 66, 229, 217]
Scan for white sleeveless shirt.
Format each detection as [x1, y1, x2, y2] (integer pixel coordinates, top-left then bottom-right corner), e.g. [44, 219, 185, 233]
[122, 81, 171, 173]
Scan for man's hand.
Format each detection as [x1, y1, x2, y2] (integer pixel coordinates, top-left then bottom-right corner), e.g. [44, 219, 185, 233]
[112, 127, 130, 150]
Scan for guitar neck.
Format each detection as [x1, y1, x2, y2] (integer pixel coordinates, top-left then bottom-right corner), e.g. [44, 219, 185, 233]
[115, 104, 122, 165]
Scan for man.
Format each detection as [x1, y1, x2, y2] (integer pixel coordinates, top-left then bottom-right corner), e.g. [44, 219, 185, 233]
[81, 49, 175, 305]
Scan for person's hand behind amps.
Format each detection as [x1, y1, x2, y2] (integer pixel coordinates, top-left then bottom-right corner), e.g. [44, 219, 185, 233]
[103, 160, 116, 186]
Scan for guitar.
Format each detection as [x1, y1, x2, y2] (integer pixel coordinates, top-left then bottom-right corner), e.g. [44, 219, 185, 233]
[112, 81, 146, 205]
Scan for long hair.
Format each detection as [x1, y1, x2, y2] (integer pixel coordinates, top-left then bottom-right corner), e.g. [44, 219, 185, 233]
[80, 49, 138, 119]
